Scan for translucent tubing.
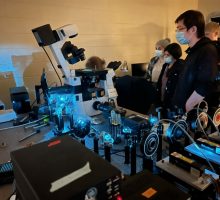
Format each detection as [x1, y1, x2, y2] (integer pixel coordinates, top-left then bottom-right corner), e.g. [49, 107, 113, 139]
[153, 118, 216, 174]
[153, 118, 219, 199]
[196, 100, 220, 136]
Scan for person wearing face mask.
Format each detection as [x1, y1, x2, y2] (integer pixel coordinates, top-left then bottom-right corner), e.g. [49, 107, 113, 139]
[172, 10, 218, 113]
[146, 38, 171, 83]
[205, 22, 220, 116]
[156, 43, 185, 118]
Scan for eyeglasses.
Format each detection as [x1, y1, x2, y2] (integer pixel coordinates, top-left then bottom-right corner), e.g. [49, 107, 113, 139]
[164, 53, 170, 57]
[176, 27, 187, 32]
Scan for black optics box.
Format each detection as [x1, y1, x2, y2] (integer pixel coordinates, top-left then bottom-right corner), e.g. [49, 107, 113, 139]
[169, 152, 204, 178]
[11, 136, 121, 200]
[121, 170, 191, 200]
[10, 86, 31, 114]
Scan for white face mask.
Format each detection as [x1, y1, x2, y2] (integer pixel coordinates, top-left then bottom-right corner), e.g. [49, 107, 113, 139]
[164, 56, 173, 64]
[155, 50, 163, 57]
[176, 31, 189, 45]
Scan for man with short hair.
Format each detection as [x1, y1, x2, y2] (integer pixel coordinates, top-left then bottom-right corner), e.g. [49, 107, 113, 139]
[172, 10, 218, 113]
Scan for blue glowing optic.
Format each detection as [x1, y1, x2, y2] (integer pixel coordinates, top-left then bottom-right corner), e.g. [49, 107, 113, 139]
[122, 126, 132, 134]
[149, 116, 158, 125]
[216, 147, 220, 155]
[103, 132, 114, 144]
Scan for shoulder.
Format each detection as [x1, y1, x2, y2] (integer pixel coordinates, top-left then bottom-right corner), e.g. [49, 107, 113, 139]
[173, 59, 185, 69]
[176, 58, 185, 65]
[211, 40, 220, 55]
[200, 38, 218, 54]
[168, 59, 185, 75]
[200, 42, 218, 63]
[150, 56, 158, 63]
[190, 39, 218, 63]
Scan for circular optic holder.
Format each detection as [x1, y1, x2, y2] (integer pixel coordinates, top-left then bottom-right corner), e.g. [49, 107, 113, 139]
[165, 120, 187, 144]
[140, 131, 159, 158]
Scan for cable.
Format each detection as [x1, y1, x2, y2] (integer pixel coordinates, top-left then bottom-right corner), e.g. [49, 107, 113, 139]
[42, 46, 62, 86]
[30, 82, 58, 108]
[0, 115, 49, 132]
[197, 100, 219, 135]
[195, 101, 209, 139]
[30, 90, 44, 108]
[154, 118, 220, 199]
[206, 111, 220, 135]
[181, 100, 219, 142]
[192, 106, 220, 138]
[167, 119, 187, 144]
[154, 118, 216, 173]
[6, 190, 16, 200]
[194, 100, 211, 140]
[208, 174, 220, 200]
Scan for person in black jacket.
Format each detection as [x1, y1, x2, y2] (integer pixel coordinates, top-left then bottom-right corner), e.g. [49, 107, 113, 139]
[172, 10, 218, 113]
[156, 43, 185, 118]
[205, 22, 220, 112]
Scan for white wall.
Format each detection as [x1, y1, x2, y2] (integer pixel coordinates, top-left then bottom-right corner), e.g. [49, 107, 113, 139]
[1, 0, 219, 108]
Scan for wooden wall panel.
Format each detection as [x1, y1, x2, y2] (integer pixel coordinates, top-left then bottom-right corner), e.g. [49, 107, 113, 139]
[1, 0, 219, 107]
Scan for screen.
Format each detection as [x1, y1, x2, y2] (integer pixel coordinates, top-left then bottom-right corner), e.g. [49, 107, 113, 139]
[131, 63, 148, 77]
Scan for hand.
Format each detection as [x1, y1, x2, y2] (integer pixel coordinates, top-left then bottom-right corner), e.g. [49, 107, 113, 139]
[185, 91, 204, 112]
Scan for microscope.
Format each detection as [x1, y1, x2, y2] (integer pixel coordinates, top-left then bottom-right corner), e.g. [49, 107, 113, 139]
[32, 24, 118, 117]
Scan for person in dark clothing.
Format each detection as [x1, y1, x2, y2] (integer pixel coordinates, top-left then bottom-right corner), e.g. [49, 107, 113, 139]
[156, 43, 185, 118]
[172, 10, 218, 113]
[205, 22, 220, 113]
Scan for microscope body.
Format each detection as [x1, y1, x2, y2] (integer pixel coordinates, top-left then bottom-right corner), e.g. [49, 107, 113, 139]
[32, 24, 117, 117]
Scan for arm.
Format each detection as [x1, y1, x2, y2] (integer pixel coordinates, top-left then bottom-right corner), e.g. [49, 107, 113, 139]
[185, 90, 204, 112]
[185, 43, 218, 112]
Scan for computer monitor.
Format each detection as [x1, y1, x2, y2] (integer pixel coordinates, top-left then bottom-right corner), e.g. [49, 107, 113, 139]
[211, 17, 220, 24]
[131, 63, 148, 77]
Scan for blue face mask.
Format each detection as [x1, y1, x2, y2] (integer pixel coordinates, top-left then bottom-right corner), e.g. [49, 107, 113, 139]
[176, 31, 189, 45]
[164, 56, 173, 64]
[155, 50, 163, 57]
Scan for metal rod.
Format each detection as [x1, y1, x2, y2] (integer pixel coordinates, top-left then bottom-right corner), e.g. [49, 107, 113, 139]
[130, 144, 136, 175]
[94, 137, 99, 154]
[104, 144, 111, 162]
[19, 130, 41, 142]
[124, 145, 130, 164]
